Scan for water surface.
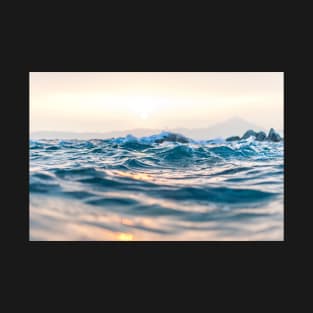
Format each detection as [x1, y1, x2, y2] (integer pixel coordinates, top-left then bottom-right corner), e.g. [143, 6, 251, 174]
[30, 133, 284, 240]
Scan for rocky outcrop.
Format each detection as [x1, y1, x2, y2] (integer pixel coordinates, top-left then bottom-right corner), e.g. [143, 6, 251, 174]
[154, 132, 190, 144]
[226, 128, 282, 142]
[241, 130, 258, 139]
[226, 136, 241, 142]
[267, 128, 282, 142]
[255, 131, 267, 141]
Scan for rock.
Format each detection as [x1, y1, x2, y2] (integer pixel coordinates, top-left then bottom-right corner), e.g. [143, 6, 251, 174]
[155, 132, 190, 144]
[241, 129, 258, 139]
[255, 131, 266, 141]
[227, 128, 282, 143]
[267, 128, 282, 142]
[226, 136, 241, 142]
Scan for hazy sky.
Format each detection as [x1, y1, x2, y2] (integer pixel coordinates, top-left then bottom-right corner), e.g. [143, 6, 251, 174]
[30, 72, 284, 133]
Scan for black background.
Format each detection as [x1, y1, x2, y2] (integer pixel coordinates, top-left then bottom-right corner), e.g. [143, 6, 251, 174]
[4, 3, 304, 308]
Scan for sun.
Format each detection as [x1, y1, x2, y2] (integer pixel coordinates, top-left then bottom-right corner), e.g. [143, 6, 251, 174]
[126, 95, 169, 120]
[127, 98, 154, 119]
[140, 112, 149, 119]
[133, 104, 150, 119]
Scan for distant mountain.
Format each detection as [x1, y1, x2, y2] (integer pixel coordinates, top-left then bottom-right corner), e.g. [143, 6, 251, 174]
[179, 117, 265, 139]
[157, 118, 265, 139]
[30, 129, 163, 140]
[30, 117, 270, 140]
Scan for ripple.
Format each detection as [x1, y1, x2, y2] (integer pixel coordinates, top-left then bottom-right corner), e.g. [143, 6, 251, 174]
[29, 136, 284, 240]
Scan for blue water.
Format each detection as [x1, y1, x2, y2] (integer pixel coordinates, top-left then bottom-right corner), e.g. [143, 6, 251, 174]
[29, 132, 284, 241]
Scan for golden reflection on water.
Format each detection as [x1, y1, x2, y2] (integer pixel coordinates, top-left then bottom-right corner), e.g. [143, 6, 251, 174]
[110, 168, 227, 186]
[117, 233, 134, 241]
[30, 186, 284, 241]
[113, 170, 153, 182]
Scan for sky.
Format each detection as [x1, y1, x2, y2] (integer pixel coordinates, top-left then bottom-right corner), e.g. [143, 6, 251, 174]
[30, 72, 284, 133]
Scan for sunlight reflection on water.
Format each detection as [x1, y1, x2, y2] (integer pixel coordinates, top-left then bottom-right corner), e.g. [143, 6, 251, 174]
[30, 138, 284, 241]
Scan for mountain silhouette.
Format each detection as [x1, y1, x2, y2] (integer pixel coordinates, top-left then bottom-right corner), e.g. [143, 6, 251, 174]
[30, 117, 268, 140]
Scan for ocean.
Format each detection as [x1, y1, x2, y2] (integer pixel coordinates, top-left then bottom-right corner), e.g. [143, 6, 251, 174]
[29, 132, 284, 241]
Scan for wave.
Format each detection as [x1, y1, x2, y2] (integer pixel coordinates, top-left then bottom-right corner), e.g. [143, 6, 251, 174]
[29, 131, 284, 240]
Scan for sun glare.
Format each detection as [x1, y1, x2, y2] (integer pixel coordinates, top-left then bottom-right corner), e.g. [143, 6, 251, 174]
[140, 112, 149, 119]
[126, 95, 171, 121]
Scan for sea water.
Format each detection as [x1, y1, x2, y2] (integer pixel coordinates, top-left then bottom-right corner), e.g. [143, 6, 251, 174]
[29, 132, 284, 241]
